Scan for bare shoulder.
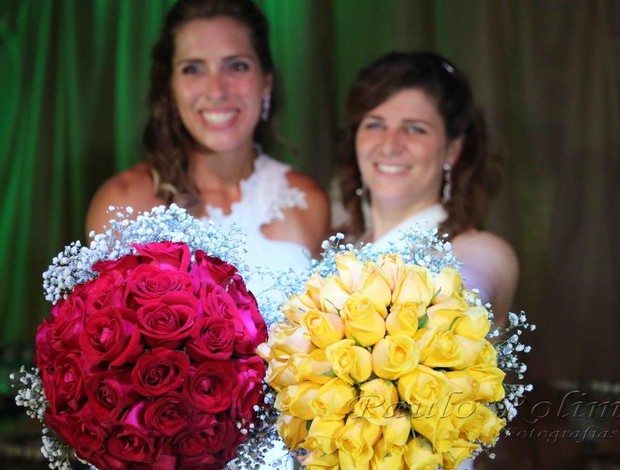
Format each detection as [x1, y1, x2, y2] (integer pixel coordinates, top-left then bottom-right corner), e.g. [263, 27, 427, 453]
[452, 230, 518, 268]
[451, 229, 519, 323]
[85, 162, 164, 238]
[261, 169, 330, 257]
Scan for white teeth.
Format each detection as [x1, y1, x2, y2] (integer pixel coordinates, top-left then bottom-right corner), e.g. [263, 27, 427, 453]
[201, 111, 236, 124]
[376, 164, 407, 174]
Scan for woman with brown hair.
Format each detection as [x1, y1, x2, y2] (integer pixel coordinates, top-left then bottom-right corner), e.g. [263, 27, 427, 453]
[338, 51, 518, 320]
[86, 0, 329, 267]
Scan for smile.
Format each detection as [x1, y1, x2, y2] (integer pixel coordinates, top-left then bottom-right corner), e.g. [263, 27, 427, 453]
[200, 110, 237, 126]
[375, 163, 409, 174]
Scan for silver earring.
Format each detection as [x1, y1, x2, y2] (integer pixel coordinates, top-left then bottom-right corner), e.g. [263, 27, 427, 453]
[261, 94, 271, 121]
[441, 163, 452, 204]
[355, 181, 368, 199]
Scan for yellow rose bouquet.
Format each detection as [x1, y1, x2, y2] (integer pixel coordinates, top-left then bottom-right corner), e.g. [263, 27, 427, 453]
[258, 231, 533, 470]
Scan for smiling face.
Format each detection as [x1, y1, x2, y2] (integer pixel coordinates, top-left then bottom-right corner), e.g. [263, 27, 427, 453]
[171, 16, 272, 157]
[355, 88, 462, 210]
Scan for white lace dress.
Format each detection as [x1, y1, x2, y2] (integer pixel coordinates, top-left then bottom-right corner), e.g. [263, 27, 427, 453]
[200, 153, 308, 469]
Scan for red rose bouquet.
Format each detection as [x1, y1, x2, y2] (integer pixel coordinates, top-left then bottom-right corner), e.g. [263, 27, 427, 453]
[14, 205, 277, 469]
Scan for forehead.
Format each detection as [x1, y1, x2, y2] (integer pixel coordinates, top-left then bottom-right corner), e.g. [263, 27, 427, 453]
[173, 16, 255, 59]
[369, 88, 440, 120]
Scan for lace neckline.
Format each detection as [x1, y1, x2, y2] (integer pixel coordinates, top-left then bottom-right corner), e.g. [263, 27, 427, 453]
[200, 154, 307, 232]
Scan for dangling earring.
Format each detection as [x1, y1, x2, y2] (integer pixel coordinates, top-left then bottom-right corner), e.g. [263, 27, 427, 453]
[441, 163, 452, 204]
[355, 181, 368, 199]
[261, 94, 271, 121]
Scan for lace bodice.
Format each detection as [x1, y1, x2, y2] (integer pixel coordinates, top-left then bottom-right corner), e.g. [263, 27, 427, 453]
[204, 154, 307, 230]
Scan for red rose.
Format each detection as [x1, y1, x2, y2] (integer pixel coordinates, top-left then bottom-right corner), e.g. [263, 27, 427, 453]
[84, 370, 137, 423]
[144, 394, 192, 437]
[49, 286, 88, 352]
[34, 318, 55, 372]
[106, 422, 159, 464]
[232, 356, 267, 422]
[125, 263, 193, 309]
[188, 360, 235, 413]
[136, 292, 197, 348]
[191, 251, 237, 287]
[48, 352, 87, 413]
[93, 253, 141, 277]
[80, 306, 143, 369]
[132, 348, 189, 397]
[178, 414, 242, 467]
[84, 270, 126, 313]
[203, 277, 267, 356]
[186, 316, 235, 361]
[134, 241, 191, 272]
[46, 413, 106, 463]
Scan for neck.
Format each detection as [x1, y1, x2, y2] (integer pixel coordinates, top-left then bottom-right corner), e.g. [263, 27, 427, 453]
[369, 199, 441, 241]
[188, 142, 257, 191]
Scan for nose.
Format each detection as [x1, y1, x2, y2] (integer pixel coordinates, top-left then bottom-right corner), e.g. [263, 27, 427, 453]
[205, 72, 226, 101]
[380, 129, 404, 156]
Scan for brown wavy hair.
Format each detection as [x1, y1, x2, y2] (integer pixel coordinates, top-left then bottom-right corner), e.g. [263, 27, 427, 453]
[337, 51, 503, 240]
[143, 0, 277, 207]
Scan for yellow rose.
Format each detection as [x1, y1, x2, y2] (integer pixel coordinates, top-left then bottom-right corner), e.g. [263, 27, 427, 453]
[385, 301, 426, 337]
[375, 253, 405, 293]
[281, 293, 314, 324]
[455, 334, 486, 368]
[353, 378, 399, 426]
[319, 275, 351, 314]
[359, 261, 392, 311]
[302, 451, 340, 470]
[335, 416, 382, 463]
[336, 252, 365, 292]
[305, 273, 326, 306]
[397, 364, 450, 407]
[275, 414, 308, 450]
[304, 417, 346, 454]
[381, 415, 411, 455]
[295, 348, 334, 385]
[311, 377, 358, 418]
[266, 357, 301, 390]
[278, 382, 322, 420]
[392, 264, 435, 306]
[426, 300, 465, 330]
[473, 340, 498, 367]
[301, 308, 345, 349]
[416, 327, 467, 369]
[403, 436, 442, 470]
[341, 292, 386, 346]
[410, 397, 458, 453]
[256, 341, 272, 363]
[339, 450, 374, 470]
[372, 335, 420, 380]
[467, 366, 506, 402]
[432, 267, 464, 303]
[371, 439, 406, 470]
[269, 321, 316, 361]
[457, 403, 505, 445]
[445, 370, 479, 404]
[441, 439, 479, 470]
[325, 339, 373, 384]
[453, 306, 491, 339]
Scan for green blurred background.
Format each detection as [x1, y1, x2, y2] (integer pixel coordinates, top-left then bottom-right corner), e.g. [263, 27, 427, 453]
[1, 1, 619, 468]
